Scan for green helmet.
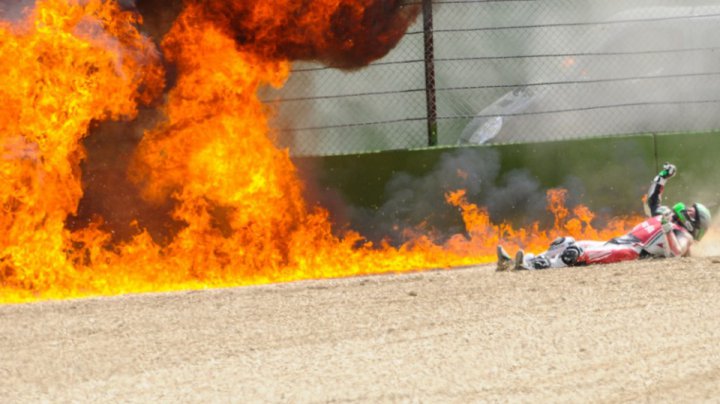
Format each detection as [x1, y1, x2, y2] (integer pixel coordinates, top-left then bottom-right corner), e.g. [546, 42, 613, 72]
[673, 202, 712, 241]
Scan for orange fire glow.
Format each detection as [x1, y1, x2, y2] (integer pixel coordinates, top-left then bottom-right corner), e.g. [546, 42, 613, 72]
[0, 1, 641, 304]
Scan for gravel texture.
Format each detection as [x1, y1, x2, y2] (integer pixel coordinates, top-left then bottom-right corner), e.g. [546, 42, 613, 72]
[2, 257, 720, 402]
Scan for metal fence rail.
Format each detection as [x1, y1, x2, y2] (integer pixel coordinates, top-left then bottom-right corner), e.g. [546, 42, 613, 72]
[264, 0, 720, 156]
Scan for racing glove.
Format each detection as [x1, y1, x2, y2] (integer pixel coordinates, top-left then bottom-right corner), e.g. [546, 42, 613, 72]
[658, 162, 676, 179]
[646, 163, 676, 217]
[660, 209, 674, 234]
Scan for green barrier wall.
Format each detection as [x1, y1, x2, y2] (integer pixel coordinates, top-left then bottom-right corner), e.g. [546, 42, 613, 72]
[294, 132, 720, 222]
[655, 132, 720, 210]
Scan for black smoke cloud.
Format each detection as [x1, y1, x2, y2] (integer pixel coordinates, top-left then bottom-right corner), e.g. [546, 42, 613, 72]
[132, 0, 184, 41]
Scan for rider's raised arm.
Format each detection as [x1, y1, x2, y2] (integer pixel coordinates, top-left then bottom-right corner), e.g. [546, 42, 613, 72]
[644, 163, 676, 217]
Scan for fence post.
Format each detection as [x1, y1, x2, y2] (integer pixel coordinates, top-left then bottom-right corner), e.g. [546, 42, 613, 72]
[422, 0, 438, 146]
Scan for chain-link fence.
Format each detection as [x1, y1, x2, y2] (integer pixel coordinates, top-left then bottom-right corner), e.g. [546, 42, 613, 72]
[264, 0, 720, 156]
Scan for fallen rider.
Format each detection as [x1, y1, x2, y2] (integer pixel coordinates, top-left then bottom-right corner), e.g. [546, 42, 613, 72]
[497, 163, 711, 271]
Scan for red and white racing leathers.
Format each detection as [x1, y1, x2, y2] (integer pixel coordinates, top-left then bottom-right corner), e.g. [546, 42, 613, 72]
[575, 216, 692, 265]
[523, 170, 694, 269]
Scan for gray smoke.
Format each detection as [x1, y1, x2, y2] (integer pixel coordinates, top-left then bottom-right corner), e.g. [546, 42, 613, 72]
[317, 148, 590, 246]
[0, 0, 34, 20]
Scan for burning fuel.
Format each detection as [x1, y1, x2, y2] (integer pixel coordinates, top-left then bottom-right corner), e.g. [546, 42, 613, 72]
[0, 0, 639, 304]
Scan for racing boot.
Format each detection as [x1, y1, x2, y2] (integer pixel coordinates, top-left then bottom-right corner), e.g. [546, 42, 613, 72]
[514, 250, 528, 270]
[496, 246, 513, 272]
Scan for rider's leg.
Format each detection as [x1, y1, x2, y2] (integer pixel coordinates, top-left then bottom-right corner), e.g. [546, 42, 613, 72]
[574, 241, 640, 265]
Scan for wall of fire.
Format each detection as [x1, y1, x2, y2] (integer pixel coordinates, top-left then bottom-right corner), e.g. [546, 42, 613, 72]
[265, 0, 720, 157]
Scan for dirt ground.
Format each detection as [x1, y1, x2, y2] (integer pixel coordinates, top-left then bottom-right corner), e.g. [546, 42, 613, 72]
[2, 257, 720, 403]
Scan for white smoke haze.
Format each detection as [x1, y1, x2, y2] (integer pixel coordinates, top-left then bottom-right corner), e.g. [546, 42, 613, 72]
[267, 0, 720, 154]
[456, 0, 720, 145]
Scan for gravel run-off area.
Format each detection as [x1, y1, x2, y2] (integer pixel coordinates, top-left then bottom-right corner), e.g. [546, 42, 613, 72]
[2, 257, 720, 402]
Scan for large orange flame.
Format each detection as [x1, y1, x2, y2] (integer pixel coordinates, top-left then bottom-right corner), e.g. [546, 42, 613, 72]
[0, 1, 641, 304]
[0, 0, 163, 301]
